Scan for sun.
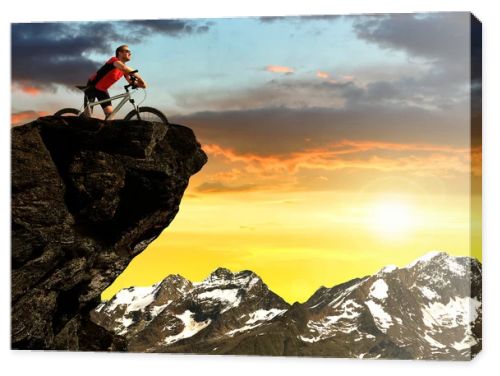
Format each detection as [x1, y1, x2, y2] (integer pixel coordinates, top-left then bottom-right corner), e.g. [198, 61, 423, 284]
[368, 199, 417, 237]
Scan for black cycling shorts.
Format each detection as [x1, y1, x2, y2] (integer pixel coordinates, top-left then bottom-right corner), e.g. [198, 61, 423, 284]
[84, 84, 111, 110]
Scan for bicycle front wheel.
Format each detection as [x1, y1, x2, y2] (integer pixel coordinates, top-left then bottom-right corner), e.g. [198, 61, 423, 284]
[54, 108, 81, 117]
[124, 106, 169, 125]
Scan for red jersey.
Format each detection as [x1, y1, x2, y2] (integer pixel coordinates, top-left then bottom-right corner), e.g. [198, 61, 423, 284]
[89, 57, 124, 92]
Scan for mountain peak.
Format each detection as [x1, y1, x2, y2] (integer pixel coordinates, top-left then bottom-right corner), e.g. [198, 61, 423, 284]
[406, 251, 447, 268]
[208, 267, 235, 280]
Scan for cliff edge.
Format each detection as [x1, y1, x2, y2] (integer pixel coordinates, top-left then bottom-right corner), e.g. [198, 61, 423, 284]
[11, 116, 207, 350]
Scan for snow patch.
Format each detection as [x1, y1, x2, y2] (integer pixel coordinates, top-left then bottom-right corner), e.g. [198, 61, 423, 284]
[424, 333, 446, 349]
[379, 265, 397, 274]
[226, 309, 285, 337]
[299, 335, 318, 343]
[406, 251, 443, 268]
[369, 279, 389, 300]
[246, 309, 286, 324]
[451, 334, 478, 351]
[365, 300, 393, 333]
[421, 297, 481, 329]
[306, 300, 363, 339]
[226, 323, 260, 336]
[327, 280, 364, 308]
[445, 257, 467, 276]
[107, 284, 159, 313]
[197, 288, 242, 313]
[418, 286, 439, 300]
[164, 310, 211, 345]
[150, 302, 171, 317]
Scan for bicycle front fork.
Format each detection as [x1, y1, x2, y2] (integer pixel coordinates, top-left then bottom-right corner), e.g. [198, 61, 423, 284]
[130, 98, 141, 120]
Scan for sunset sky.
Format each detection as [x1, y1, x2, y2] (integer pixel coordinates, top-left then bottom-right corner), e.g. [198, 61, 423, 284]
[11, 13, 481, 303]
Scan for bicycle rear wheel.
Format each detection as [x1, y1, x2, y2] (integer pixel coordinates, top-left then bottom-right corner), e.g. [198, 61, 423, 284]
[124, 106, 169, 125]
[54, 108, 81, 117]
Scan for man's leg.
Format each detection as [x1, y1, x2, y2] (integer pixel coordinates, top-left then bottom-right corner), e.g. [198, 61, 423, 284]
[103, 106, 113, 119]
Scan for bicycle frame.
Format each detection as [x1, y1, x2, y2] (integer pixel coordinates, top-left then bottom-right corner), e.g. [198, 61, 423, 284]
[83, 88, 139, 120]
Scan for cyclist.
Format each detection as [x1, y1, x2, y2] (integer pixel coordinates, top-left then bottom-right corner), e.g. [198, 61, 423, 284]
[84, 45, 147, 116]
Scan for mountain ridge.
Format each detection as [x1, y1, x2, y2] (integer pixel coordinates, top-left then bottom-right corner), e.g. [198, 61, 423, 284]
[91, 251, 482, 359]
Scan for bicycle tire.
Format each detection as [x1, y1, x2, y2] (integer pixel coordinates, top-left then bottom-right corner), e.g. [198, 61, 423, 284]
[124, 106, 169, 125]
[54, 108, 81, 117]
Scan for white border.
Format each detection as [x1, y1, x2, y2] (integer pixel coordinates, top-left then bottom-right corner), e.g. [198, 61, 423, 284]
[2, 1, 498, 375]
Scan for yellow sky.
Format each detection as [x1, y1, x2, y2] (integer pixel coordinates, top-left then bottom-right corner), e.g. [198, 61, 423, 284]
[102, 152, 481, 303]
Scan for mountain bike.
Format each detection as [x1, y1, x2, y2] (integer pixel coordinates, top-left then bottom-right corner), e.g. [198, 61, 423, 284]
[54, 70, 169, 125]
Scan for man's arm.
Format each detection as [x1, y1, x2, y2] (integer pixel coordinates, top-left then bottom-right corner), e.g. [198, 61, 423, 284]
[113, 60, 147, 88]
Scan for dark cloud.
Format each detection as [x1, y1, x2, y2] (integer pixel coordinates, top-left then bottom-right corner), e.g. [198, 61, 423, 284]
[11, 20, 211, 91]
[259, 15, 342, 23]
[351, 13, 481, 112]
[175, 70, 467, 116]
[352, 13, 469, 63]
[12, 22, 112, 90]
[173, 103, 469, 157]
[122, 19, 211, 40]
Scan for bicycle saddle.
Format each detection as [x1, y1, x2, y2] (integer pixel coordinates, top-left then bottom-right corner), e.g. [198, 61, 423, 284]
[75, 85, 90, 91]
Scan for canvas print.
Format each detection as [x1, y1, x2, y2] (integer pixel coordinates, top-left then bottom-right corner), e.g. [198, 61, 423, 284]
[11, 12, 482, 360]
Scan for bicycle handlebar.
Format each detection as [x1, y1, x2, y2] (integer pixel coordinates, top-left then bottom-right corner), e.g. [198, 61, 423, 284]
[124, 70, 140, 91]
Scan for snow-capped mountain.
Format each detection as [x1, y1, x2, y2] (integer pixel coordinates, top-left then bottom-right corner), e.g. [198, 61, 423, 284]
[296, 251, 482, 359]
[91, 268, 289, 352]
[91, 252, 481, 359]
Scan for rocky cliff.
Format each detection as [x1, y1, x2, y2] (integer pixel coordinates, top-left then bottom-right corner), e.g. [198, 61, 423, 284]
[11, 116, 207, 350]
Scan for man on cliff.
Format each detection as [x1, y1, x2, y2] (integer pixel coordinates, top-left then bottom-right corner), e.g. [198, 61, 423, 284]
[85, 45, 147, 116]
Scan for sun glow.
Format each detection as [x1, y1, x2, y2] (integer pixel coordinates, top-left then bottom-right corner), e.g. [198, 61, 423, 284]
[368, 199, 418, 237]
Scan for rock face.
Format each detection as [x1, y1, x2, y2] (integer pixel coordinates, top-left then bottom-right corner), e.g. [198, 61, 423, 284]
[91, 252, 482, 360]
[11, 116, 207, 350]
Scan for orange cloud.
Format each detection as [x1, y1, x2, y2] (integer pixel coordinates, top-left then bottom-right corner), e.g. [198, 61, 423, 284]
[11, 111, 49, 126]
[266, 65, 295, 74]
[20, 86, 41, 96]
[13, 82, 42, 96]
[202, 140, 472, 181]
[316, 70, 330, 79]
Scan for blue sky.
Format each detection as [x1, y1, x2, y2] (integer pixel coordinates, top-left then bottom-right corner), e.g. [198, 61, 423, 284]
[12, 14, 452, 117]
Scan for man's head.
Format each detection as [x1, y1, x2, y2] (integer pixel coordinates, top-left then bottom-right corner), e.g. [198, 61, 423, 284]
[116, 45, 131, 62]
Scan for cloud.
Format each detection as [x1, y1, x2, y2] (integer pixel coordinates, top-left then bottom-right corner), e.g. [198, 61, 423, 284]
[14, 82, 42, 96]
[316, 70, 330, 79]
[121, 19, 212, 40]
[203, 140, 469, 174]
[350, 13, 477, 111]
[11, 110, 49, 126]
[194, 139, 472, 194]
[174, 104, 470, 158]
[11, 20, 212, 91]
[266, 65, 295, 74]
[259, 15, 342, 23]
[352, 13, 469, 63]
